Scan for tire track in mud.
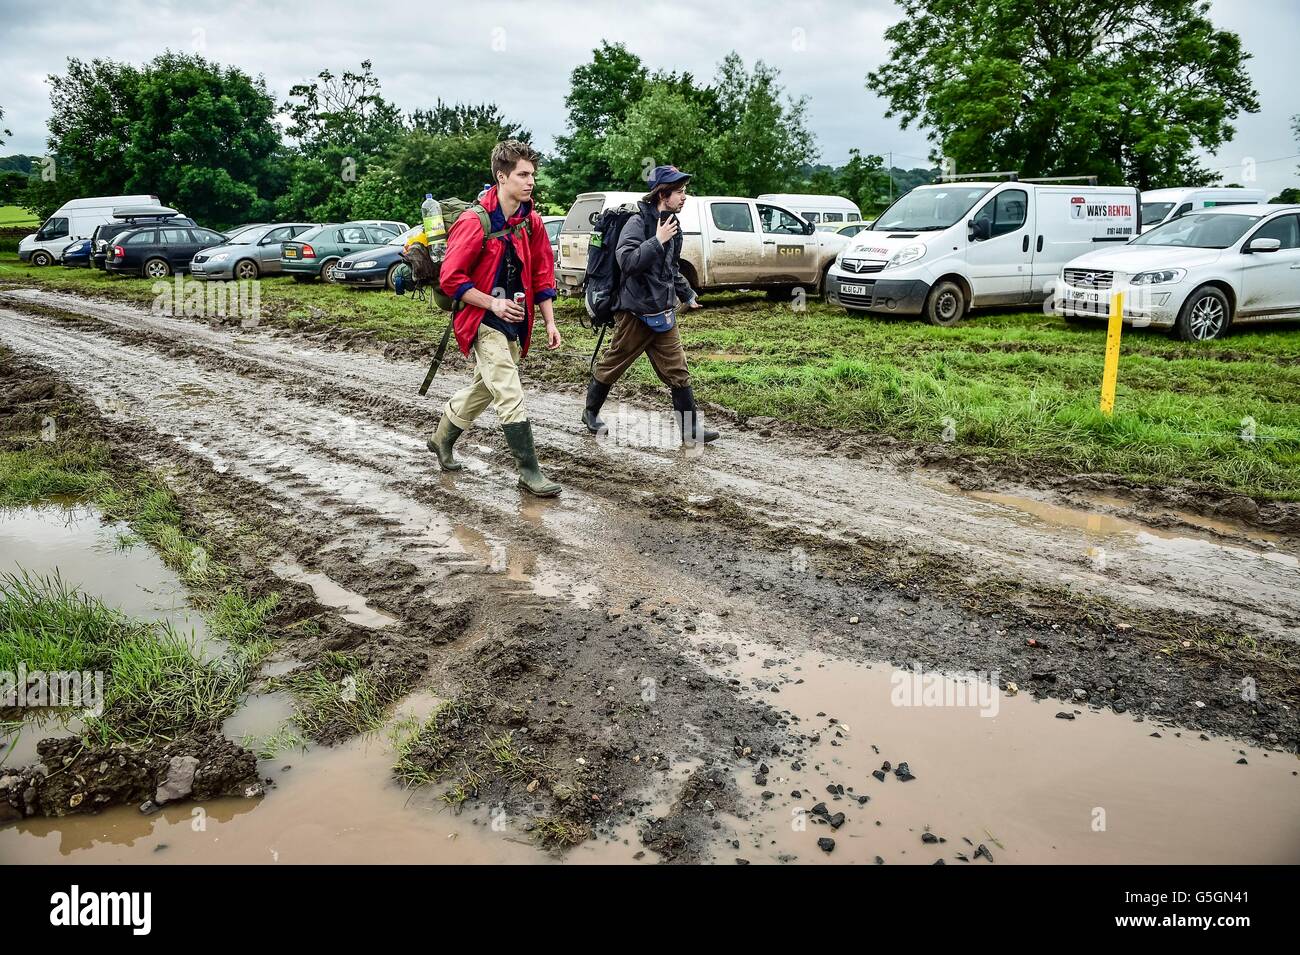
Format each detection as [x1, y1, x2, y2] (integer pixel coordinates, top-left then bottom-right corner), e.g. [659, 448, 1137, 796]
[3, 286, 1298, 642]
[3, 289, 1299, 863]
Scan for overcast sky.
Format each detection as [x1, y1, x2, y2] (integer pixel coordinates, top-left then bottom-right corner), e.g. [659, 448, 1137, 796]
[2, 0, 1297, 194]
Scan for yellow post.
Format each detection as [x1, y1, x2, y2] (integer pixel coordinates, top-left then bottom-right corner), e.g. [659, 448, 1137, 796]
[1099, 291, 1124, 416]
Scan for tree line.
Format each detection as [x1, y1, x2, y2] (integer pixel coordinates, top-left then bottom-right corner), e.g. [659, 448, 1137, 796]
[1, 0, 1288, 230]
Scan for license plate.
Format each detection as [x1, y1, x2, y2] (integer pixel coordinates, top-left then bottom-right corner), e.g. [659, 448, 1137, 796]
[840, 283, 868, 296]
[284, 248, 298, 257]
[1067, 289, 1101, 303]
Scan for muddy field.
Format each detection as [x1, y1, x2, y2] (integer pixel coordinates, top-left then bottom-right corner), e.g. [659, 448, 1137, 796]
[1, 285, 1297, 864]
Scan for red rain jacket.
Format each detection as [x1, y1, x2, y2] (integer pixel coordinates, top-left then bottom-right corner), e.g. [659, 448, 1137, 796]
[438, 185, 557, 358]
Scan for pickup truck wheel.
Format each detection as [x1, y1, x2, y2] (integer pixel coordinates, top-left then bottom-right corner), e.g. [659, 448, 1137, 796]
[1174, 285, 1231, 341]
[820, 265, 833, 299]
[925, 280, 966, 327]
[30, 251, 53, 267]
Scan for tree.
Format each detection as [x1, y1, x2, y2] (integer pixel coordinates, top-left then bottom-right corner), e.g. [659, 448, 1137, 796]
[409, 100, 529, 141]
[277, 60, 405, 221]
[549, 42, 650, 202]
[602, 83, 717, 192]
[706, 53, 818, 197]
[0, 105, 10, 147]
[866, 0, 1260, 189]
[38, 53, 283, 226]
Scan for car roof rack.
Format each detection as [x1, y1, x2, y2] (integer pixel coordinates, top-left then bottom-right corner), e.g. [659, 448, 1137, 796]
[1021, 175, 1100, 186]
[937, 171, 1020, 182]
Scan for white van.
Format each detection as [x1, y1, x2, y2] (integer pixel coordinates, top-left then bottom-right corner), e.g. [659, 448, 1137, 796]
[756, 193, 862, 225]
[1139, 187, 1267, 233]
[556, 191, 849, 297]
[825, 177, 1139, 325]
[18, 195, 159, 266]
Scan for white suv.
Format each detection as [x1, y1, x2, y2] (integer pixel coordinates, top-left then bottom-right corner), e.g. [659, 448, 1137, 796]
[1054, 204, 1300, 341]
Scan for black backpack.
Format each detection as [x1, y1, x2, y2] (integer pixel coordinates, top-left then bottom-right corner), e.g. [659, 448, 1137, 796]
[582, 203, 640, 328]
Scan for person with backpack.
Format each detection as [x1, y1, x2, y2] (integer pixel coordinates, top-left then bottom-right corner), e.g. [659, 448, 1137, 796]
[583, 165, 719, 447]
[426, 140, 564, 497]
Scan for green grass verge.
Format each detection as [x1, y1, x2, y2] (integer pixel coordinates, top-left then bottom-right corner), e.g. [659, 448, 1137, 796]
[4, 251, 1298, 498]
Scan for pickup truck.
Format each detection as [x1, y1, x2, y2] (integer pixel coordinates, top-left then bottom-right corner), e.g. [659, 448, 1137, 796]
[555, 191, 850, 298]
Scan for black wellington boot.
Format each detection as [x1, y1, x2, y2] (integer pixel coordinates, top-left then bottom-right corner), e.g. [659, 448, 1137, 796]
[671, 385, 720, 446]
[583, 377, 611, 433]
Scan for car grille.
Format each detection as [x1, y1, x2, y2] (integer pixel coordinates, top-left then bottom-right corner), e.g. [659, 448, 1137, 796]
[836, 278, 877, 308]
[840, 258, 886, 274]
[1062, 268, 1114, 289]
[339, 260, 353, 269]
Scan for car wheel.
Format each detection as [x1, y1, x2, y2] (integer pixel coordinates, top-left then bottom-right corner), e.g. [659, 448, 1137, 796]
[30, 250, 53, 267]
[234, 259, 259, 281]
[925, 280, 966, 327]
[144, 257, 171, 279]
[386, 262, 402, 291]
[1174, 285, 1231, 342]
[319, 258, 340, 283]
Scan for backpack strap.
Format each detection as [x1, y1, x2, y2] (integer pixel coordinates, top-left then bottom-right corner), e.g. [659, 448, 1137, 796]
[471, 203, 533, 253]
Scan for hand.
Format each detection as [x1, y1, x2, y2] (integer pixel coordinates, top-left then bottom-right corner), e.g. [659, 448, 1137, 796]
[688, 299, 703, 310]
[655, 216, 679, 245]
[491, 296, 526, 322]
[545, 322, 562, 350]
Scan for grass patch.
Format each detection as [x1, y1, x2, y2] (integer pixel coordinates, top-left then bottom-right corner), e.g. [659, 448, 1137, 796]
[0, 571, 255, 746]
[276, 651, 385, 739]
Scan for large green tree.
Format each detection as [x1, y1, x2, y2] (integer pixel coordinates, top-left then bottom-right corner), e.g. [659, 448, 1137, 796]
[276, 60, 405, 221]
[32, 53, 282, 225]
[124, 52, 283, 225]
[705, 53, 818, 197]
[549, 42, 650, 201]
[866, 0, 1259, 189]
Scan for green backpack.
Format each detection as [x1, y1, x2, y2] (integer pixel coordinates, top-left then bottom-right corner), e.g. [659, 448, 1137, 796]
[429, 198, 533, 311]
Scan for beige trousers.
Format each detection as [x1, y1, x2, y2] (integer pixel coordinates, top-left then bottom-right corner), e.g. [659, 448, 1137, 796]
[443, 325, 527, 429]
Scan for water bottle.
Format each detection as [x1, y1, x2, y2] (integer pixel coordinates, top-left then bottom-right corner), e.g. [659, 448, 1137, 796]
[421, 194, 446, 248]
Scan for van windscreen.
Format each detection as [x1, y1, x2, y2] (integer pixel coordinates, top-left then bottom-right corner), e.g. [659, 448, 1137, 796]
[1141, 202, 1174, 227]
[872, 186, 991, 231]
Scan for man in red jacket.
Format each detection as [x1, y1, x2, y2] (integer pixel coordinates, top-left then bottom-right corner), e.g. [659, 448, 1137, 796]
[426, 140, 563, 497]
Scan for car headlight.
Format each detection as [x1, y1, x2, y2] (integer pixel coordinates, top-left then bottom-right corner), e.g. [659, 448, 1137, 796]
[885, 244, 926, 269]
[354, 260, 378, 269]
[1130, 269, 1185, 285]
[208, 252, 229, 262]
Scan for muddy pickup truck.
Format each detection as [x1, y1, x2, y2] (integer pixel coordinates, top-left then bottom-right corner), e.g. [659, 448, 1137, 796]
[555, 191, 850, 298]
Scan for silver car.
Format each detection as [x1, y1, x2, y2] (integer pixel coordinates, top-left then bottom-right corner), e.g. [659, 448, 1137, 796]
[191, 223, 321, 280]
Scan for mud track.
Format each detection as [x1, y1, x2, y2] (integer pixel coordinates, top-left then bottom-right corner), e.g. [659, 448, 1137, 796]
[2, 286, 1297, 862]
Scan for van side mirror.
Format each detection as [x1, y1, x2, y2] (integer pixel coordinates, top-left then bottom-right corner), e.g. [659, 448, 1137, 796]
[968, 219, 990, 242]
[804, 220, 815, 236]
[1244, 236, 1282, 254]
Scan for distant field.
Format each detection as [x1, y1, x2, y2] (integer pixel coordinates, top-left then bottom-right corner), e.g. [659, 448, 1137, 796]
[0, 206, 38, 228]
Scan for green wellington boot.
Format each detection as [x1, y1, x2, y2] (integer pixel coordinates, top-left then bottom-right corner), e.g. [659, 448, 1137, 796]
[501, 420, 562, 497]
[427, 415, 466, 471]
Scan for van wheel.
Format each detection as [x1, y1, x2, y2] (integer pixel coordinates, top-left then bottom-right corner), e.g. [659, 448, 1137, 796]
[234, 259, 259, 280]
[319, 258, 340, 283]
[1174, 285, 1231, 341]
[144, 257, 171, 279]
[30, 251, 53, 267]
[925, 280, 966, 327]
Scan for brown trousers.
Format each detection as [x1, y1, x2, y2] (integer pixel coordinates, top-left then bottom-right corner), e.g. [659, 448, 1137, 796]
[592, 310, 690, 389]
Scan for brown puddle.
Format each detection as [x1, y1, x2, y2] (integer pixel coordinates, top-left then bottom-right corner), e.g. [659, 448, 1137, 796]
[0, 691, 658, 865]
[678, 619, 1300, 864]
[270, 559, 398, 629]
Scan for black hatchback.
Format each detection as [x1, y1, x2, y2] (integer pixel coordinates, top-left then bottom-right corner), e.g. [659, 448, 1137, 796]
[107, 225, 228, 278]
[90, 211, 196, 270]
